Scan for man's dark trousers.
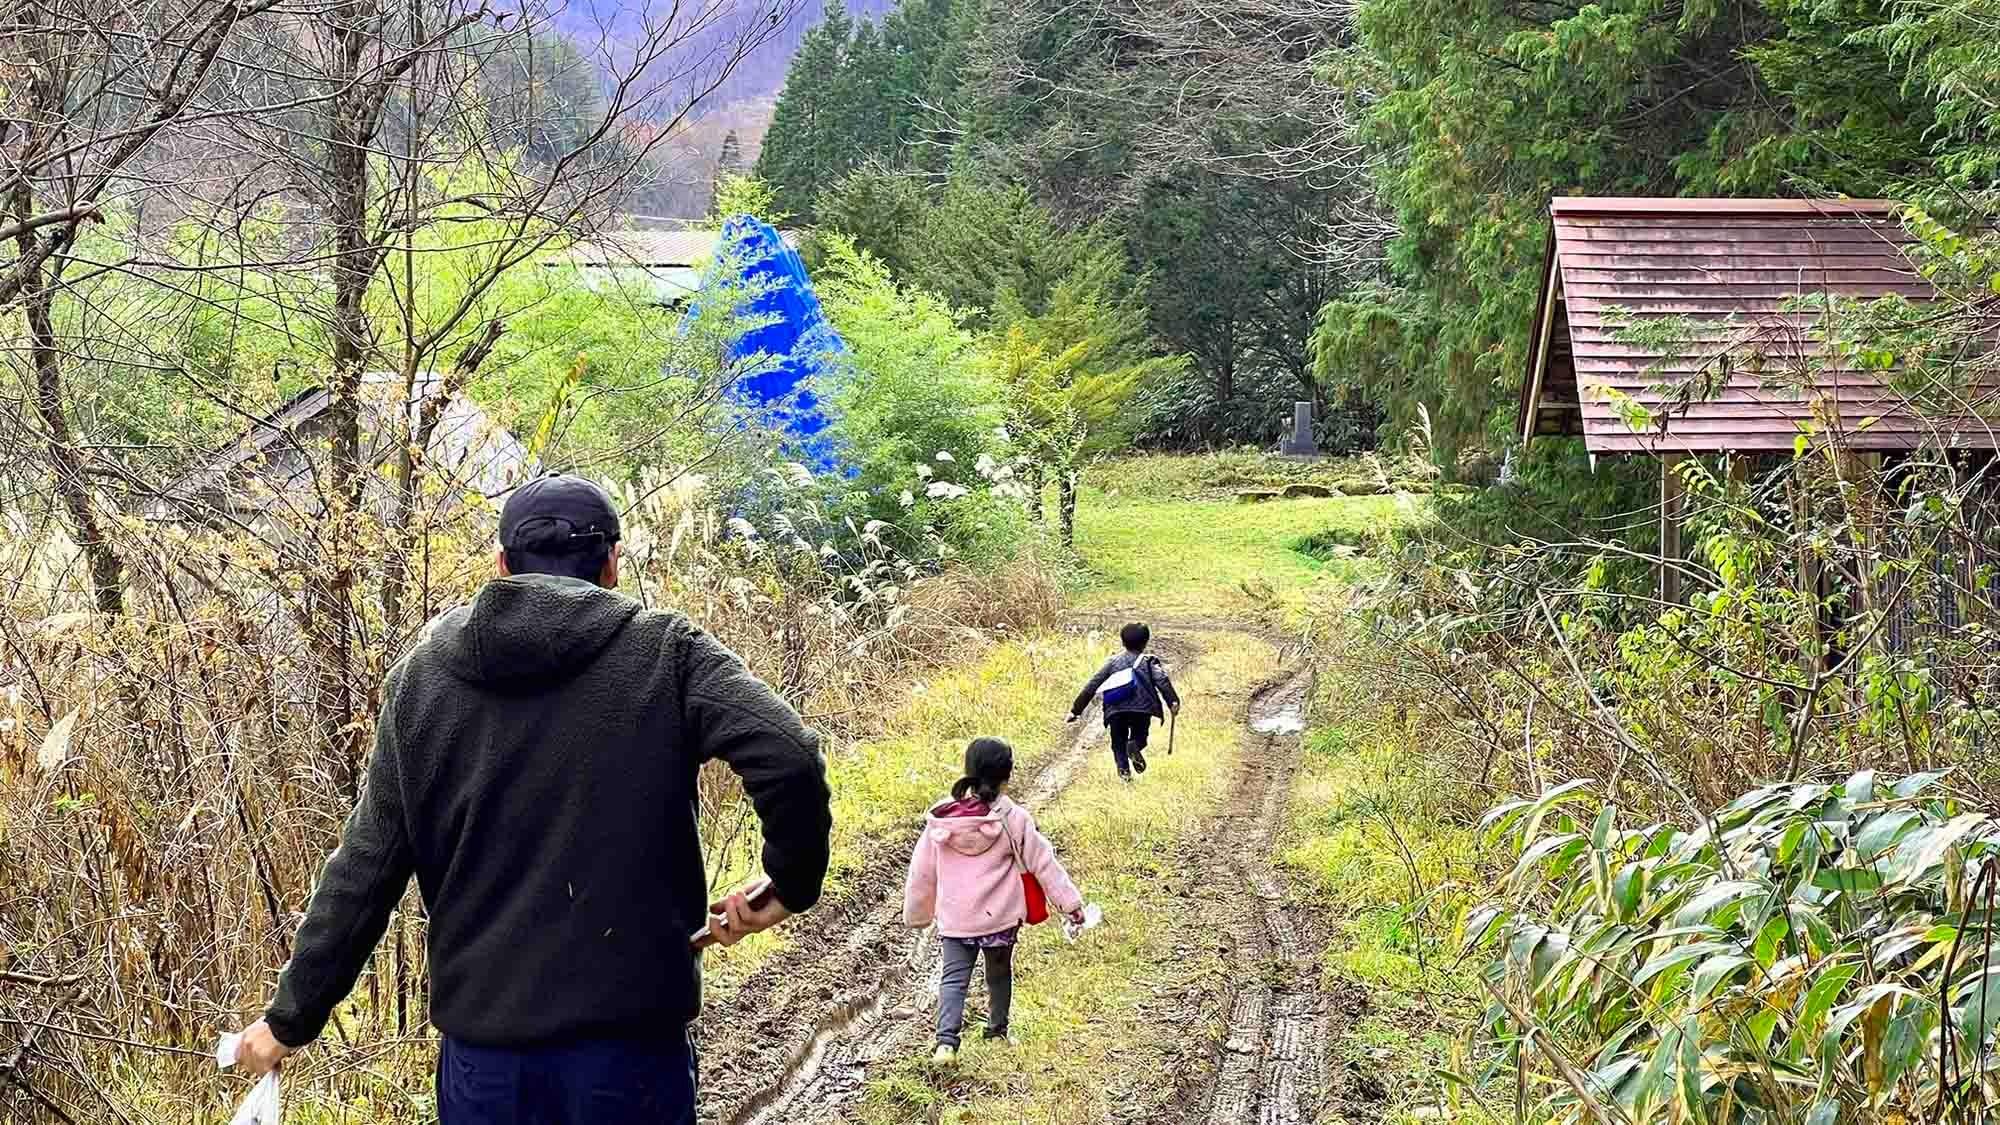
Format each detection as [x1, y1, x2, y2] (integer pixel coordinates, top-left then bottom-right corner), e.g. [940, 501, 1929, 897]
[438, 1033, 695, 1124]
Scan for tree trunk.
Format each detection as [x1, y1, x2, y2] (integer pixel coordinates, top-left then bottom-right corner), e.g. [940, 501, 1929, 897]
[26, 273, 125, 615]
[1215, 320, 1236, 402]
[313, 24, 377, 799]
[1025, 461, 1046, 523]
[1058, 469, 1078, 548]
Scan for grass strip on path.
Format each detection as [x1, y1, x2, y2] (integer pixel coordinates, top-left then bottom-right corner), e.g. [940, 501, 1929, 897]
[705, 631, 1111, 1000]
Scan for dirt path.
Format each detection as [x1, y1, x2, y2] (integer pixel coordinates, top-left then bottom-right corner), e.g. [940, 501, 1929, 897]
[695, 663, 1124, 1125]
[699, 630, 1344, 1124]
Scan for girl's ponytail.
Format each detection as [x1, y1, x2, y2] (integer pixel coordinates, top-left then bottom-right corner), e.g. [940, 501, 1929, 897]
[950, 774, 1000, 803]
[952, 737, 1014, 804]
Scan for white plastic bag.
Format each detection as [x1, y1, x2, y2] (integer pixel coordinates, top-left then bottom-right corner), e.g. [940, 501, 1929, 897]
[215, 1033, 282, 1125]
[1062, 902, 1103, 942]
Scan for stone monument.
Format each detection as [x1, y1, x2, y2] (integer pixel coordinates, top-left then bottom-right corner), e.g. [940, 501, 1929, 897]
[1280, 400, 1317, 456]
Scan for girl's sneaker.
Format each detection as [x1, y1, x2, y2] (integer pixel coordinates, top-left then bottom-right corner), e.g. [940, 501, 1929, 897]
[932, 1044, 957, 1064]
[982, 1029, 1019, 1047]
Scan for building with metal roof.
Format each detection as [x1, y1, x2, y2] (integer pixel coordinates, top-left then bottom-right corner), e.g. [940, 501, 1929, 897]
[1513, 197, 1995, 606]
[150, 372, 530, 527]
[545, 220, 802, 306]
[1515, 197, 1971, 455]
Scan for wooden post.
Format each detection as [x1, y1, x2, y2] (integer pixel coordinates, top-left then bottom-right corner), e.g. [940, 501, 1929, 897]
[1789, 465, 1835, 680]
[1660, 453, 1685, 605]
[1727, 453, 1750, 491]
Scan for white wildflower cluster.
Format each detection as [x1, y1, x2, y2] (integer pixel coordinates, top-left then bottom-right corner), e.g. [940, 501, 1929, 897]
[605, 462, 940, 680]
[974, 450, 1032, 504]
[902, 448, 1035, 508]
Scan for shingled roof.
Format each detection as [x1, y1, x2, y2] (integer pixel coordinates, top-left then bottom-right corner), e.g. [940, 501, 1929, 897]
[151, 374, 529, 522]
[1516, 197, 1980, 454]
[543, 222, 803, 305]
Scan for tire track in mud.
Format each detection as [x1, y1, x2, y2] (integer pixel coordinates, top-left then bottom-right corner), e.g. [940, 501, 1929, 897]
[698, 640, 1157, 1125]
[701, 630, 1344, 1125]
[1196, 664, 1331, 1125]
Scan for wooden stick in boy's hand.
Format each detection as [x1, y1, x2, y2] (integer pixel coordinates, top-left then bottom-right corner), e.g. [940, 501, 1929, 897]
[691, 878, 783, 950]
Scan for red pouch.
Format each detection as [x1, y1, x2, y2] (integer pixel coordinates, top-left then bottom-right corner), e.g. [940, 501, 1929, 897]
[1007, 821, 1052, 925]
[1021, 871, 1049, 925]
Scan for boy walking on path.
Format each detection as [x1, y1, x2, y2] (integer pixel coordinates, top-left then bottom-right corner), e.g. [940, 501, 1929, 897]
[1067, 622, 1181, 781]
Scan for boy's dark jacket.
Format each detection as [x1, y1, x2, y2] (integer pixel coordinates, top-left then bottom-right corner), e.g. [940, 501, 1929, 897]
[265, 574, 832, 1048]
[1071, 651, 1180, 722]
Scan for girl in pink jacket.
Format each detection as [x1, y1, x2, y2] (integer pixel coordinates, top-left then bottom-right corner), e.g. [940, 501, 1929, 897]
[904, 737, 1084, 1061]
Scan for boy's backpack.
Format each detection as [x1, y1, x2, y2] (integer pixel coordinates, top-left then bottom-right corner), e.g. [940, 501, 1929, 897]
[1098, 656, 1157, 709]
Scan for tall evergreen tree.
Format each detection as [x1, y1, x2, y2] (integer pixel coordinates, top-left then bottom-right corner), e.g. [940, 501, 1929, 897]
[755, 0, 855, 218]
[760, 0, 969, 218]
[718, 130, 743, 179]
[709, 129, 745, 213]
[828, 20, 896, 166]
[1313, 0, 1782, 455]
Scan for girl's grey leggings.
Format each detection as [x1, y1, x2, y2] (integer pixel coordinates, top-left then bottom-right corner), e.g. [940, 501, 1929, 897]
[936, 939, 1014, 1047]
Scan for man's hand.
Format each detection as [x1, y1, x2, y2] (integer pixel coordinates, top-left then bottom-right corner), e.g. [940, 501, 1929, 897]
[705, 883, 793, 947]
[231, 1019, 295, 1077]
[1170, 702, 1182, 716]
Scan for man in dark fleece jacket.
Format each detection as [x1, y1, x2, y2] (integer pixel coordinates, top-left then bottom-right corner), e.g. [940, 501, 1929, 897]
[230, 474, 832, 1123]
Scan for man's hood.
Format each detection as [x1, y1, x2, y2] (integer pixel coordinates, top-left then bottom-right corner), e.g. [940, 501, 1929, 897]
[923, 796, 1018, 857]
[432, 574, 642, 687]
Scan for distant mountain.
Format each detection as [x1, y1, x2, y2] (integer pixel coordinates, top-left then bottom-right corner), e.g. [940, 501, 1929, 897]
[542, 0, 893, 217]
[557, 0, 895, 110]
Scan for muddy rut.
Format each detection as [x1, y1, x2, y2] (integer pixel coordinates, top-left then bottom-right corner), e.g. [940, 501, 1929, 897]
[698, 633, 1339, 1124]
[1196, 666, 1329, 1125]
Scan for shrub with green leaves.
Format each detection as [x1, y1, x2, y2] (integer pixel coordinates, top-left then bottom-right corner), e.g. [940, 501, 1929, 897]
[1471, 770, 2000, 1123]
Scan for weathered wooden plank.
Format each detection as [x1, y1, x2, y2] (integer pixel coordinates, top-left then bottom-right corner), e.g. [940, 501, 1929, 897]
[1555, 222, 1911, 242]
[1565, 299, 1937, 316]
[1564, 286, 1937, 303]
[1560, 245, 1920, 262]
[1552, 197, 1896, 216]
[1563, 267, 1924, 287]
[1586, 433, 2000, 453]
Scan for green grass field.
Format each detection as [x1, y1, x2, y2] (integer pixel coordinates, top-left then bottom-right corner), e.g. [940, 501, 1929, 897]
[1073, 489, 1404, 616]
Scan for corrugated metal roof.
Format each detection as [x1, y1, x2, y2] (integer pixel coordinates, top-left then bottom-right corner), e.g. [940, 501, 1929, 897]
[1518, 197, 1989, 454]
[549, 225, 801, 268]
[154, 374, 530, 518]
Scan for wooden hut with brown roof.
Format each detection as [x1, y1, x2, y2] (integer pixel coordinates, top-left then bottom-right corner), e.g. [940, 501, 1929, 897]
[1515, 196, 1984, 603]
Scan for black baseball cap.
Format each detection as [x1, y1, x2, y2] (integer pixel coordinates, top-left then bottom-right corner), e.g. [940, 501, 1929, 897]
[499, 474, 621, 563]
